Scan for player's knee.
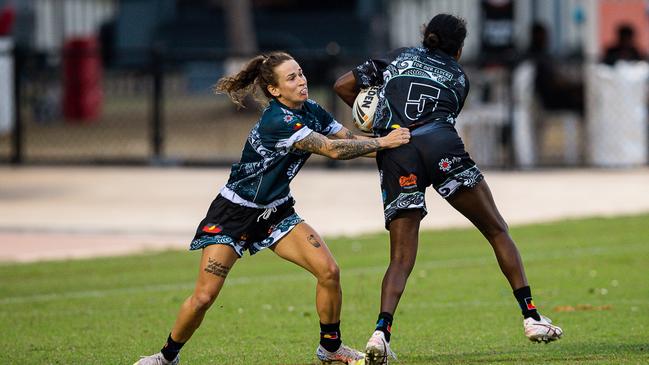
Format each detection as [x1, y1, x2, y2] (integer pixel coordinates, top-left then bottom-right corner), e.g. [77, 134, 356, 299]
[481, 219, 509, 240]
[316, 262, 340, 287]
[390, 253, 416, 274]
[191, 291, 216, 312]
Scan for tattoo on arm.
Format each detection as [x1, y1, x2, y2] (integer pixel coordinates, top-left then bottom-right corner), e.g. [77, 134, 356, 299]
[294, 132, 327, 154]
[340, 128, 355, 139]
[295, 131, 382, 159]
[307, 234, 321, 248]
[204, 257, 231, 278]
[332, 127, 372, 140]
[329, 139, 381, 160]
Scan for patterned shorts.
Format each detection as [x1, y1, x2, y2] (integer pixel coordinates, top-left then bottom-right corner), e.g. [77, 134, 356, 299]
[376, 122, 483, 229]
[189, 195, 304, 257]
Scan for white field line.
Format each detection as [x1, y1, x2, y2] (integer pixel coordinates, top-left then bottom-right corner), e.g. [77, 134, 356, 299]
[1, 243, 647, 305]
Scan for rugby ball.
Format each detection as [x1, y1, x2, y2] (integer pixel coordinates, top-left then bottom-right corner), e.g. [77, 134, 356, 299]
[352, 86, 380, 133]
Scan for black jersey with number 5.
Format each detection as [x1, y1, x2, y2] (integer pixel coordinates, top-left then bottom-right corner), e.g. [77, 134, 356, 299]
[352, 47, 469, 134]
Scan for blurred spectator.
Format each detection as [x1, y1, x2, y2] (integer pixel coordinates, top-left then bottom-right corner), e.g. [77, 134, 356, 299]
[603, 24, 645, 65]
[99, 19, 116, 68]
[0, 0, 15, 36]
[526, 22, 583, 114]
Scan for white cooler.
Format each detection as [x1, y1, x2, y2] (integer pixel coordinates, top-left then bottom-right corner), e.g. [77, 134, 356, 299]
[586, 62, 649, 167]
[0, 37, 13, 134]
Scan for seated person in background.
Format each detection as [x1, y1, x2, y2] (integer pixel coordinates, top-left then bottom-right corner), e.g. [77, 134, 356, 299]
[527, 23, 584, 115]
[603, 24, 645, 65]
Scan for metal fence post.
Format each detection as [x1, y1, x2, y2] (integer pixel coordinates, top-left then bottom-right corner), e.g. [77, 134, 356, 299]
[504, 63, 515, 169]
[151, 46, 164, 162]
[326, 53, 341, 169]
[10, 44, 22, 165]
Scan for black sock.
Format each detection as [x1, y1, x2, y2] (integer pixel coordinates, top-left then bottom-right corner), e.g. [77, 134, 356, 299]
[160, 333, 185, 362]
[375, 312, 393, 343]
[320, 321, 342, 352]
[513, 286, 541, 320]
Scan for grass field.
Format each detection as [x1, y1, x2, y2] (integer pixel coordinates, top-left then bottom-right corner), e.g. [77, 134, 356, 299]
[2, 214, 649, 364]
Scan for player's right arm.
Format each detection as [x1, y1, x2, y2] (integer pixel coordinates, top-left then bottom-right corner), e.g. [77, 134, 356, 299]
[294, 128, 410, 160]
[333, 71, 359, 107]
[335, 48, 407, 106]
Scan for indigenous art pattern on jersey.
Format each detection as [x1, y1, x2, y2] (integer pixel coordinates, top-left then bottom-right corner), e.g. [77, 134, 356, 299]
[223, 99, 342, 207]
[353, 47, 470, 134]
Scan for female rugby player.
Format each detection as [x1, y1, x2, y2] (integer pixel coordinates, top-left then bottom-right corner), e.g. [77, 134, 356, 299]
[334, 14, 562, 365]
[134, 51, 410, 365]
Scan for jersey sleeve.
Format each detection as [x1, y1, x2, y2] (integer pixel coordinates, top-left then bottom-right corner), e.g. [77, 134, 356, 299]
[453, 68, 471, 114]
[352, 47, 408, 89]
[259, 109, 313, 151]
[307, 100, 343, 136]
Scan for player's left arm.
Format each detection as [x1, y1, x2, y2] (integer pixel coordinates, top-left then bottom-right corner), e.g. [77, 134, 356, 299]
[328, 126, 377, 157]
[329, 126, 371, 140]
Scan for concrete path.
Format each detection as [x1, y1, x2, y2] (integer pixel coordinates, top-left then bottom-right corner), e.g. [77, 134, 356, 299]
[1, 166, 648, 262]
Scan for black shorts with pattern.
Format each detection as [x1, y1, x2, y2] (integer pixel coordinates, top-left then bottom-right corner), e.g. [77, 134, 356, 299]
[377, 121, 484, 229]
[189, 195, 303, 257]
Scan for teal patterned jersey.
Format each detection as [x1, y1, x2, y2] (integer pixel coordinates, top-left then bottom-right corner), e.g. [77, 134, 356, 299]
[353, 47, 469, 134]
[220, 98, 342, 208]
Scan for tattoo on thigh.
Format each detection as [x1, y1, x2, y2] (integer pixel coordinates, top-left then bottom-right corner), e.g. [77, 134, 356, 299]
[307, 234, 321, 248]
[204, 257, 231, 278]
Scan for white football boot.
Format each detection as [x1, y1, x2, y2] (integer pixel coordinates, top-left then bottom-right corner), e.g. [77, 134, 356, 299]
[524, 315, 563, 343]
[316, 343, 366, 364]
[132, 352, 179, 365]
[365, 330, 397, 365]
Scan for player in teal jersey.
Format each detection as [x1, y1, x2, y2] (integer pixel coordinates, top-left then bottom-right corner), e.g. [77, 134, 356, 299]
[133, 51, 410, 365]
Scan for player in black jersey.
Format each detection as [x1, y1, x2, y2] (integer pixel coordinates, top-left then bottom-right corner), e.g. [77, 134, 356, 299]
[133, 52, 410, 365]
[335, 14, 562, 364]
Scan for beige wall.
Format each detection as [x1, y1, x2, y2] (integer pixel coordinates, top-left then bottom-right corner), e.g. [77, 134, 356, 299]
[598, 0, 649, 56]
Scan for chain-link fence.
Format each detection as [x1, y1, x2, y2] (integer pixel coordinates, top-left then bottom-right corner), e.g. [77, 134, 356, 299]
[2, 0, 648, 169]
[512, 58, 649, 168]
[7, 46, 152, 164]
[1, 44, 648, 168]
[1, 46, 365, 166]
[586, 62, 648, 167]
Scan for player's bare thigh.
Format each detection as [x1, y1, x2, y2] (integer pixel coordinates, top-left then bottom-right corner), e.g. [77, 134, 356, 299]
[194, 243, 240, 299]
[270, 222, 338, 277]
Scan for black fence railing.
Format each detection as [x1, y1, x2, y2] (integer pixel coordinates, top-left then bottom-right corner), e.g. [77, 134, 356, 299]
[1, 46, 368, 166]
[4, 44, 645, 169]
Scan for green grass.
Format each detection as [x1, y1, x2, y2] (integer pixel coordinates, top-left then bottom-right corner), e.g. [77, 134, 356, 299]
[2, 214, 649, 364]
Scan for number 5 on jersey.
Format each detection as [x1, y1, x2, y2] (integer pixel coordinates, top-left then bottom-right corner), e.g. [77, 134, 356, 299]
[405, 82, 440, 120]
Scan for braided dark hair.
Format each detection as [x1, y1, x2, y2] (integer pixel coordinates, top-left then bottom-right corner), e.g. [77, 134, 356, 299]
[214, 51, 294, 108]
[422, 14, 467, 57]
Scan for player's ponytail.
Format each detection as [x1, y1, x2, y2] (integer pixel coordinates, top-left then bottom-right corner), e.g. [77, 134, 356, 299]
[423, 32, 441, 50]
[422, 14, 467, 57]
[214, 51, 293, 108]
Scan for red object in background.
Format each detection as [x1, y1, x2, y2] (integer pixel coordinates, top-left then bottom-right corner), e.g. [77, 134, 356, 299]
[63, 37, 103, 122]
[0, 3, 15, 36]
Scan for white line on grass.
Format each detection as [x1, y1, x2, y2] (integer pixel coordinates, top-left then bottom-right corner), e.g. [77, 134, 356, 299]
[1, 243, 647, 305]
[247, 297, 649, 316]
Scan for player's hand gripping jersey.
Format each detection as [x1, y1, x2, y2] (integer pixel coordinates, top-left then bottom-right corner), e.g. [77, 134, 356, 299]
[221, 98, 342, 207]
[352, 47, 469, 134]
